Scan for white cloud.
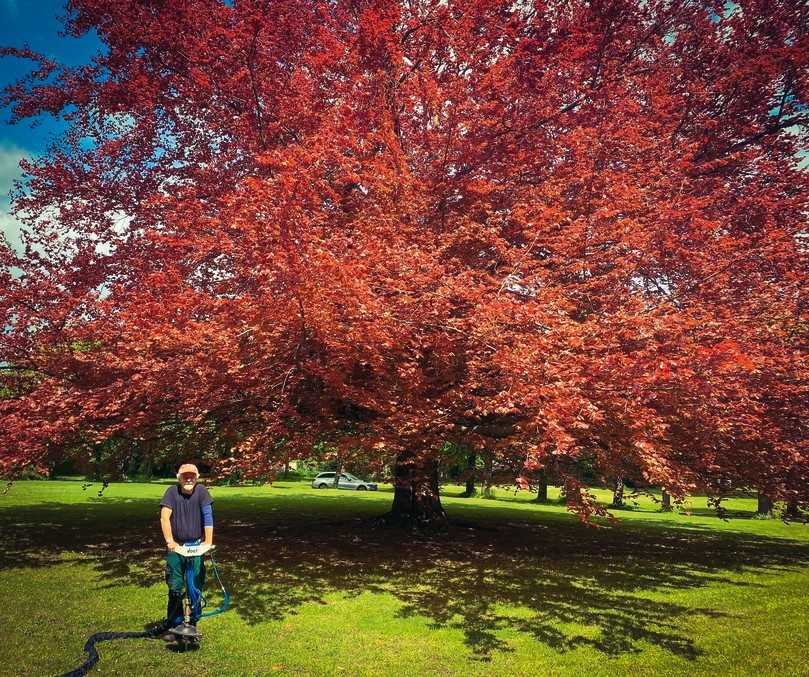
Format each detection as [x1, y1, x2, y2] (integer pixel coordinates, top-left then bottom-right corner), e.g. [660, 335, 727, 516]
[0, 142, 31, 202]
[0, 142, 33, 255]
[0, 208, 24, 254]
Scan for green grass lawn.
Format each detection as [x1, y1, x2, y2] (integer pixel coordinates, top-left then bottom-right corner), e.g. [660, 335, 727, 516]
[1, 480, 808, 676]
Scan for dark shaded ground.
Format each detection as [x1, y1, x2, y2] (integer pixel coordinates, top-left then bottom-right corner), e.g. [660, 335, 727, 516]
[2, 492, 809, 663]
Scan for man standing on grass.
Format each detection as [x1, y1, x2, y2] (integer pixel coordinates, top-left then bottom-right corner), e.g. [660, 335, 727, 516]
[159, 463, 214, 637]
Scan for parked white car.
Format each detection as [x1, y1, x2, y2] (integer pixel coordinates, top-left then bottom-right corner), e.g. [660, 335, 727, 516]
[311, 472, 378, 491]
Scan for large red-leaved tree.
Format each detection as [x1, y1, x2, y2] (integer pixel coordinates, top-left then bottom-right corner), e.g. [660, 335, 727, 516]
[1, 0, 807, 524]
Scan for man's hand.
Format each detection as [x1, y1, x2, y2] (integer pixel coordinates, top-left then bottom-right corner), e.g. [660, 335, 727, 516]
[203, 539, 213, 547]
[166, 540, 177, 552]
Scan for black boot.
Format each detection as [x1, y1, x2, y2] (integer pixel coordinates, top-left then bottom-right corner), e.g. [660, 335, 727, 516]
[161, 590, 184, 639]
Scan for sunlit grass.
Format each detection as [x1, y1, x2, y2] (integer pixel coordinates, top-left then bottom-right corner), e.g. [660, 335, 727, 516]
[1, 479, 807, 676]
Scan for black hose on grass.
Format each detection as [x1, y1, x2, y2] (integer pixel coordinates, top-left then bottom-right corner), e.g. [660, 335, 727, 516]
[58, 625, 164, 677]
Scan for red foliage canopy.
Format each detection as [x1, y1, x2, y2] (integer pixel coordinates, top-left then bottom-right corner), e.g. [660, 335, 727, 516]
[1, 0, 807, 517]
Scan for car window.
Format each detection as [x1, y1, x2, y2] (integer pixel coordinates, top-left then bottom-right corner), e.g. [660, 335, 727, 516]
[318, 473, 334, 478]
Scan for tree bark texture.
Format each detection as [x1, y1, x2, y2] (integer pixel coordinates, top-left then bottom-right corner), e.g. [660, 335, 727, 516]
[612, 476, 624, 508]
[784, 498, 800, 519]
[535, 468, 549, 503]
[382, 452, 447, 528]
[757, 492, 772, 515]
[661, 490, 672, 512]
[464, 453, 476, 497]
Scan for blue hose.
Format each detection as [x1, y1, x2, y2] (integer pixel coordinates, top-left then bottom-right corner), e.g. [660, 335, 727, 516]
[62, 546, 229, 676]
[200, 551, 230, 618]
[173, 544, 229, 625]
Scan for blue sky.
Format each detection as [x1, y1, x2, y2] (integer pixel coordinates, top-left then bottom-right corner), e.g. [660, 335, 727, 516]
[0, 0, 101, 249]
[0, 0, 101, 151]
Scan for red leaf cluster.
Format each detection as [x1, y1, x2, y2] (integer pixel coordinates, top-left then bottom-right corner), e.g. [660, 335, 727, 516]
[1, 0, 807, 517]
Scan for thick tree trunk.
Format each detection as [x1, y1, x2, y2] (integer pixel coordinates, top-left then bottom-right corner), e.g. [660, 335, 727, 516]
[463, 453, 476, 497]
[535, 468, 548, 503]
[612, 476, 624, 508]
[785, 468, 802, 519]
[382, 453, 447, 528]
[661, 489, 672, 512]
[784, 498, 800, 519]
[756, 492, 772, 516]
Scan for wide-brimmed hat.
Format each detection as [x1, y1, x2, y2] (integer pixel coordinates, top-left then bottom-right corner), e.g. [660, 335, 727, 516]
[177, 463, 200, 478]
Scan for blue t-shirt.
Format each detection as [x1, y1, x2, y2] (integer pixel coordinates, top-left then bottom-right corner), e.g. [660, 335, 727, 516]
[160, 484, 213, 543]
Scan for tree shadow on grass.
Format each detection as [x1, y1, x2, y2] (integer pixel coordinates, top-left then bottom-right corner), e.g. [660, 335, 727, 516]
[2, 494, 809, 663]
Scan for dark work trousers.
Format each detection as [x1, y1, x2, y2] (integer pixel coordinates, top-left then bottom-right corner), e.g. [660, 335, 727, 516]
[165, 551, 206, 625]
